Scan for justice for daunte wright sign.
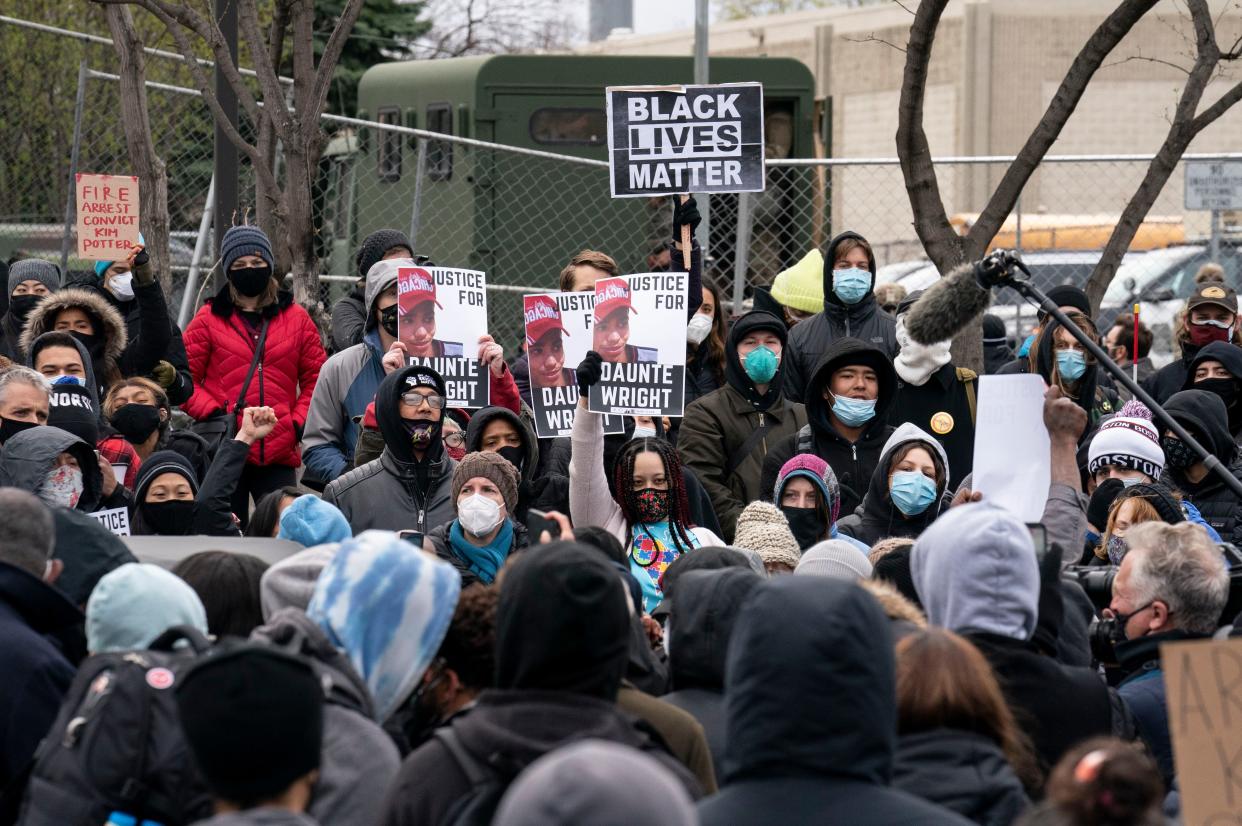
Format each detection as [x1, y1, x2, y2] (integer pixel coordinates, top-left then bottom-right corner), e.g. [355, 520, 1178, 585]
[605, 83, 765, 198]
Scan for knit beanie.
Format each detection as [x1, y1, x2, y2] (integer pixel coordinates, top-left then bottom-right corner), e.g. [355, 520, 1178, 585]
[982, 314, 1007, 345]
[770, 248, 824, 315]
[1115, 482, 1186, 526]
[1087, 399, 1165, 479]
[356, 229, 413, 279]
[774, 453, 841, 524]
[1042, 285, 1092, 320]
[259, 544, 337, 620]
[86, 562, 208, 653]
[47, 378, 99, 445]
[795, 539, 874, 581]
[872, 544, 921, 607]
[220, 225, 275, 273]
[8, 259, 61, 296]
[733, 501, 801, 570]
[451, 451, 520, 515]
[277, 494, 352, 547]
[175, 645, 323, 804]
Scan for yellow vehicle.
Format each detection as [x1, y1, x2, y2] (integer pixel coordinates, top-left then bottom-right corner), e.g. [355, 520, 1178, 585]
[949, 213, 1184, 252]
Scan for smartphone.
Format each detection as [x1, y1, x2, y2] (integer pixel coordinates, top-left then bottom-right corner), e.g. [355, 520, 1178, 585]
[397, 530, 424, 547]
[525, 508, 561, 541]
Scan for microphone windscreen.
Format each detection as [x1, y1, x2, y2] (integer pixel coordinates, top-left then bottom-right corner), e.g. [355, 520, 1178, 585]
[903, 262, 992, 346]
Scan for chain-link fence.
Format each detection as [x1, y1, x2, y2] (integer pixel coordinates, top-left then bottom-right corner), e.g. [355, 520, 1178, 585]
[4, 15, 1241, 361]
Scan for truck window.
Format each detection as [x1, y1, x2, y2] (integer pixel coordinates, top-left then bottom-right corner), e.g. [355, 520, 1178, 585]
[529, 108, 606, 145]
[377, 107, 401, 182]
[426, 103, 453, 181]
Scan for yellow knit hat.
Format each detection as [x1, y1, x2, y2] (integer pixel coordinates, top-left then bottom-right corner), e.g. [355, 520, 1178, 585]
[770, 249, 824, 315]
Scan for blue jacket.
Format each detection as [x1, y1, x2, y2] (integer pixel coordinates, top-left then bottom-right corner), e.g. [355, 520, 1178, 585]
[1116, 629, 1202, 789]
[302, 329, 387, 483]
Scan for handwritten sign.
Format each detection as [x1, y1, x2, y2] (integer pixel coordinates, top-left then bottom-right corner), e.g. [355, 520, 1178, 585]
[89, 507, 131, 537]
[972, 375, 1050, 521]
[75, 173, 140, 259]
[1163, 636, 1242, 825]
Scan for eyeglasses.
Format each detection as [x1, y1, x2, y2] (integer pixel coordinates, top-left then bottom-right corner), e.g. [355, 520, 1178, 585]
[444, 432, 465, 448]
[400, 391, 446, 410]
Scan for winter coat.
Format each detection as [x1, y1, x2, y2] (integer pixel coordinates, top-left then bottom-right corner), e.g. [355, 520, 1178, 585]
[782, 232, 899, 403]
[322, 366, 457, 536]
[20, 288, 128, 397]
[837, 423, 950, 547]
[617, 682, 717, 793]
[182, 283, 326, 468]
[251, 608, 400, 826]
[191, 811, 318, 826]
[0, 424, 103, 512]
[1114, 356, 1156, 402]
[1143, 341, 1204, 405]
[697, 577, 971, 826]
[1115, 629, 1202, 790]
[892, 729, 1030, 826]
[760, 337, 898, 519]
[1164, 388, 1242, 545]
[0, 311, 25, 365]
[129, 444, 246, 536]
[0, 562, 82, 788]
[50, 507, 137, 607]
[891, 364, 976, 492]
[303, 329, 387, 483]
[465, 405, 569, 520]
[685, 346, 724, 408]
[424, 519, 531, 588]
[662, 568, 763, 785]
[983, 343, 1014, 376]
[330, 288, 367, 353]
[680, 311, 808, 541]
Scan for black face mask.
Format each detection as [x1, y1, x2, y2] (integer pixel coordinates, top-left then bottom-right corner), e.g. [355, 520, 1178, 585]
[1160, 435, 1199, 470]
[110, 403, 162, 444]
[781, 505, 827, 549]
[140, 499, 195, 535]
[496, 445, 525, 475]
[228, 265, 273, 298]
[380, 304, 399, 338]
[1196, 377, 1239, 409]
[0, 416, 38, 445]
[70, 330, 104, 361]
[403, 417, 441, 452]
[8, 294, 41, 324]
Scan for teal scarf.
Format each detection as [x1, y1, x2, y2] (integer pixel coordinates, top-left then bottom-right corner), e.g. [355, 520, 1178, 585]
[449, 518, 513, 584]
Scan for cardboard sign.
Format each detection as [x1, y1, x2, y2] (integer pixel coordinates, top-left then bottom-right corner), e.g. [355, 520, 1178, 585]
[588, 273, 688, 417]
[606, 83, 765, 197]
[397, 266, 489, 409]
[89, 507, 131, 537]
[1163, 636, 1242, 825]
[75, 173, 141, 259]
[523, 291, 624, 439]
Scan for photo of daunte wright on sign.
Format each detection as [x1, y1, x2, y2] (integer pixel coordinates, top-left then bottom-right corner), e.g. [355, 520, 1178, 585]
[588, 272, 687, 417]
[524, 292, 625, 438]
[397, 266, 489, 408]
[606, 82, 764, 198]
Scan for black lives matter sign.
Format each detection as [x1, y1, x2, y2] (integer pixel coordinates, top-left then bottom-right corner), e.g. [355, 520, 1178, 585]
[606, 83, 765, 198]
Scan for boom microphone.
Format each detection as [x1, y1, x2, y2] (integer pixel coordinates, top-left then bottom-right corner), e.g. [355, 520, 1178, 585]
[903, 261, 993, 346]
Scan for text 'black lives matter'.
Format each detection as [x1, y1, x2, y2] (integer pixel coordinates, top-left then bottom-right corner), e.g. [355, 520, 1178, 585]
[606, 83, 765, 198]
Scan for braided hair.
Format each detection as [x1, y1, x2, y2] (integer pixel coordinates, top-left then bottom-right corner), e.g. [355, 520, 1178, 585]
[612, 437, 697, 553]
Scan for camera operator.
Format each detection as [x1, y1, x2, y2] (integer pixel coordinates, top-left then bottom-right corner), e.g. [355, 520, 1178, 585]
[1105, 521, 1228, 789]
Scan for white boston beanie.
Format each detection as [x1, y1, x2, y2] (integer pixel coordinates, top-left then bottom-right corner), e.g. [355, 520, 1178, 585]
[1087, 399, 1164, 479]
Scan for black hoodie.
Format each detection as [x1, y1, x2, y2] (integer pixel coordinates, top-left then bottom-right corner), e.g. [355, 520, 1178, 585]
[1164, 388, 1242, 545]
[698, 577, 970, 826]
[464, 405, 569, 519]
[760, 337, 897, 517]
[782, 232, 899, 402]
[1184, 340, 1242, 436]
[1034, 316, 1117, 425]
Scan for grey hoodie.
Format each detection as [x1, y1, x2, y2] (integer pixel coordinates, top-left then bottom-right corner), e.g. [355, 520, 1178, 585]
[0, 424, 102, 511]
[191, 811, 318, 826]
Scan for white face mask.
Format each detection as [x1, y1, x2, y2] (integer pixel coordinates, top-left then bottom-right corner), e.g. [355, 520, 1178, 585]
[458, 493, 503, 537]
[686, 313, 712, 345]
[108, 273, 135, 301]
[631, 426, 657, 440]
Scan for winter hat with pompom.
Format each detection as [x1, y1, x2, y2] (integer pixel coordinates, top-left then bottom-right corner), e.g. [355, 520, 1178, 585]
[1087, 399, 1165, 480]
[733, 501, 801, 570]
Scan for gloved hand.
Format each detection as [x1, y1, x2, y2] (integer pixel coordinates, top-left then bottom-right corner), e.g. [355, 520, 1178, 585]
[672, 196, 701, 241]
[151, 360, 177, 389]
[576, 350, 603, 396]
[130, 246, 155, 286]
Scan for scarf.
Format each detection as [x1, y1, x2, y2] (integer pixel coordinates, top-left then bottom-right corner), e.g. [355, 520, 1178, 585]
[449, 518, 514, 585]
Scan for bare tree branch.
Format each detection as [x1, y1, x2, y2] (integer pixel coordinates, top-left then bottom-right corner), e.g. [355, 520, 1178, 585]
[843, 33, 907, 53]
[1103, 50, 1193, 75]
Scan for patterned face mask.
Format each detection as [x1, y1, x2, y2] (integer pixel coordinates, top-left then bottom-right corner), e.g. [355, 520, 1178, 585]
[39, 463, 83, 509]
[1106, 534, 1129, 565]
[634, 487, 670, 524]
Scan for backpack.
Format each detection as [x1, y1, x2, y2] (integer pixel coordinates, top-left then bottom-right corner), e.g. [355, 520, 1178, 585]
[434, 728, 512, 826]
[16, 626, 215, 826]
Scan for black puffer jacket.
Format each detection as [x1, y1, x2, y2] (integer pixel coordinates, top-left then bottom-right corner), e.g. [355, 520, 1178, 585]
[893, 729, 1030, 826]
[1163, 388, 1242, 545]
[760, 337, 897, 517]
[782, 232, 898, 402]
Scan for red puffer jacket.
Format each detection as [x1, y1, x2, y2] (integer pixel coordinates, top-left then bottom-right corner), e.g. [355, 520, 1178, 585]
[182, 285, 326, 468]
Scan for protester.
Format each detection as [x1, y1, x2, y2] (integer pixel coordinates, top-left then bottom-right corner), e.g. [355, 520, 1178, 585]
[762, 337, 898, 517]
[680, 310, 807, 540]
[172, 551, 269, 639]
[0, 424, 102, 512]
[732, 500, 801, 574]
[998, 285, 1094, 376]
[182, 225, 326, 524]
[769, 248, 824, 327]
[463, 404, 568, 517]
[1184, 338, 1242, 437]
[276, 493, 352, 547]
[1, 259, 59, 363]
[248, 485, 304, 537]
[332, 228, 415, 351]
[1019, 738, 1165, 826]
[85, 562, 208, 653]
[102, 376, 211, 474]
[982, 314, 1014, 375]
[19, 287, 131, 399]
[0, 365, 49, 444]
[48, 505, 136, 610]
[1094, 483, 1180, 564]
[1143, 279, 1241, 404]
[794, 540, 873, 581]
[425, 451, 528, 586]
[783, 232, 899, 402]
[685, 282, 727, 406]
[1162, 388, 1242, 544]
[874, 282, 908, 317]
[1103, 312, 1154, 398]
[1106, 521, 1228, 787]
[838, 423, 950, 546]
[616, 671, 718, 794]
[1030, 311, 1117, 423]
[771, 454, 868, 553]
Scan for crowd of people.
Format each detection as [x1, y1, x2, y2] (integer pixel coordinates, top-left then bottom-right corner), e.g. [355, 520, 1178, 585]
[0, 199, 1239, 826]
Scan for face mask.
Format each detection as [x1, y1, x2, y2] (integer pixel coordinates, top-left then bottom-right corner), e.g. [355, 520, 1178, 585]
[1120, 476, 1145, 489]
[1110, 601, 1152, 644]
[110, 403, 162, 444]
[1056, 349, 1087, 382]
[1017, 332, 1036, 358]
[1106, 534, 1129, 566]
[39, 464, 83, 509]
[403, 418, 439, 451]
[445, 442, 466, 462]
[71, 330, 104, 361]
[458, 493, 503, 537]
[686, 313, 712, 345]
[830, 393, 877, 427]
[380, 304, 399, 338]
[0, 416, 37, 445]
[743, 345, 779, 384]
[401, 667, 447, 750]
[631, 426, 657, 440]
[228, 265, 272, 298]
[890, 470, 937, 516]
[634, 487, 670, 523]
[1188, 319, 1233, 347]
[832, 267, 871, 305]
[1196, 377, 1239, 409]
[1161, 436, 1198, 470]
[141, 499, 195, 535]
[782, 505, 826, 549]
[496, 445, 525, 475]
[8, 294, 41, 324]
[107, 273, 135, 301]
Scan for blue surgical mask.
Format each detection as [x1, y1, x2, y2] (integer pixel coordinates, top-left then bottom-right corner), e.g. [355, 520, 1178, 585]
[831, 393, 876, 427]
[890, 470, 937, 516]
[743, 345, 778, 384]
[1017, 333, 1036, 358]
[832, 267, 871, 305]
[1120, 476, 1145, 489]
[1056, 349, 1087, 381]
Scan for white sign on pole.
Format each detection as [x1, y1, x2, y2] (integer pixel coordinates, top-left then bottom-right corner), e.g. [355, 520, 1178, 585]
[1185, 160, 1242, 211]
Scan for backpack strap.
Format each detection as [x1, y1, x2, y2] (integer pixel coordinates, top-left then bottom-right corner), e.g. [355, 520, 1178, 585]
[957, 367, 978, 426]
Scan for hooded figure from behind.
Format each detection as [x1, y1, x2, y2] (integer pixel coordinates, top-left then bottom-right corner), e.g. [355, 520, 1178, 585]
[982, 314, 1013, 375]
[698, 576, 971, 826]
[837, 423, 950, 547]
[1161, 387, 1242, 545]
[0, 424, 102, 512]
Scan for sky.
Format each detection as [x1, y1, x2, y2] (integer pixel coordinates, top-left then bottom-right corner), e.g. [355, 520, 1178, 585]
[570, 0, 703, 41]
